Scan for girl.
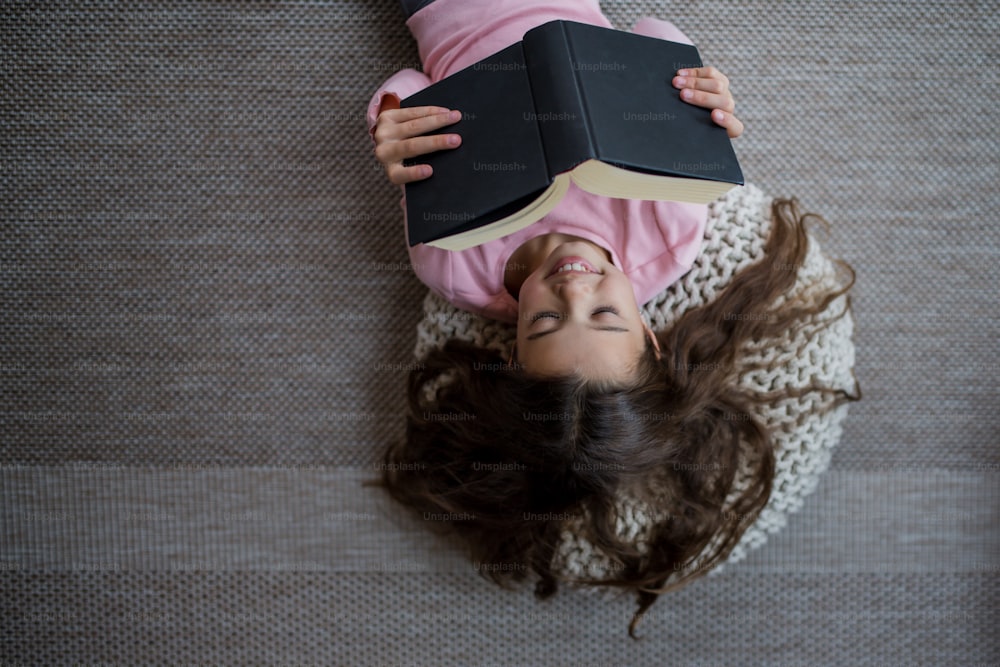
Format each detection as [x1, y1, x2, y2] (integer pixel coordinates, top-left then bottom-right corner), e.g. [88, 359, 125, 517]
[367, 0, 859, 637]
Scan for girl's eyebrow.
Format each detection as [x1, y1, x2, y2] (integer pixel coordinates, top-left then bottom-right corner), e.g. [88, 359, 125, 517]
[525, 325, 630, 341]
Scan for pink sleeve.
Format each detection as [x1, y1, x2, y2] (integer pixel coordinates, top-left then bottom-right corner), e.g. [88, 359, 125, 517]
[408, 242, 455, 302]
[366, 69, 434, 140]
[408, 243, 520, 325]
[631, 17, 696, 46]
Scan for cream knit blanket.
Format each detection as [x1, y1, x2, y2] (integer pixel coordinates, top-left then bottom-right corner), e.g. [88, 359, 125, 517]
[413, 183, 858, 584]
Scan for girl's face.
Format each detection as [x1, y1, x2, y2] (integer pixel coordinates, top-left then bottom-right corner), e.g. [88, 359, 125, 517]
[515, 240, 649, 382]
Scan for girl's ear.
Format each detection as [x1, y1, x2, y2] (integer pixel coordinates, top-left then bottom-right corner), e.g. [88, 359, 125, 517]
[644, 324, 662, 361]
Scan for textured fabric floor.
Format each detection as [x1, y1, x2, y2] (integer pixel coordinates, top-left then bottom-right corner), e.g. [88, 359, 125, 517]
[2, 1, 998, 664]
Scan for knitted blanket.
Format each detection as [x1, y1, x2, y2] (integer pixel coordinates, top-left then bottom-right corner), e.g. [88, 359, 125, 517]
[413, 183, 858, 585]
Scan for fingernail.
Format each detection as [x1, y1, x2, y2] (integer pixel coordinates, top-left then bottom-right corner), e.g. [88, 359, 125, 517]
[677, 69, 690, 76]
[446, 134, 460, 146]
[681, 89, 693, 100]
[674, 76, 686, 87]
[448, 110, 461, 121]
[419, 165, 432, 178]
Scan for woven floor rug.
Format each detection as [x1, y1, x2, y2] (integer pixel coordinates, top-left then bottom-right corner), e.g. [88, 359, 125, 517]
[2, 1, 997, 664]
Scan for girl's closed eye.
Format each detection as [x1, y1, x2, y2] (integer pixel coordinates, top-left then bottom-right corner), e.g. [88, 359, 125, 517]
[530, 306, 620, 324]
[531, 311, 562, 323]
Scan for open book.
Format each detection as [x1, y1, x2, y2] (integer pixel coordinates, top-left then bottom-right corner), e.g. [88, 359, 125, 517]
[400, 20, 744, 250]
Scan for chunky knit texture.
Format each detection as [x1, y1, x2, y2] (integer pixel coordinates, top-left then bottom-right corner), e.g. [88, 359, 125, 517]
[413, 183, 858, 586]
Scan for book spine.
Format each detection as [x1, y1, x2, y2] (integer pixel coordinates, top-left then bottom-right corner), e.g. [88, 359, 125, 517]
[524, 21, 594, 177]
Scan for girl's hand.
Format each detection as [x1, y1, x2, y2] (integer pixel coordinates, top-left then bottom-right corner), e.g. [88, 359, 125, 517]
[373, 96, 463, 185]
[672, 66, 744, 139]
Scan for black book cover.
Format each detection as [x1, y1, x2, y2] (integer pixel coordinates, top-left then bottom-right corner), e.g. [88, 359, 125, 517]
[399, 20, 743, 247]
[530, 21, 743, 183]
[401, 43, 552, 246]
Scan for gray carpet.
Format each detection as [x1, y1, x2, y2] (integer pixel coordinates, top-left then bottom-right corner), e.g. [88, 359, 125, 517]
[2, 1, 997, 664]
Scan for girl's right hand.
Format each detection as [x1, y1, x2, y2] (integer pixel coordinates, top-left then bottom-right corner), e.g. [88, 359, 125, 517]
[373, 97, 463, 185]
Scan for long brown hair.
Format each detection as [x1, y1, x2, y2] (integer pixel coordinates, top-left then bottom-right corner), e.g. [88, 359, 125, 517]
[368, 198, 860, 637]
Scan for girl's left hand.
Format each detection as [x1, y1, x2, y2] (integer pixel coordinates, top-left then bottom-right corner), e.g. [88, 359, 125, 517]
[672, 66, 744, 139]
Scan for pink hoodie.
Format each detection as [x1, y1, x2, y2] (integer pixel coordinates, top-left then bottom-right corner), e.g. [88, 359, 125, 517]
[367, 0, 708, 324]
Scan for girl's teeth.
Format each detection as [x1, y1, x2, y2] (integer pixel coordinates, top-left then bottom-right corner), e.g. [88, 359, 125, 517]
[558, 262, 590, 273]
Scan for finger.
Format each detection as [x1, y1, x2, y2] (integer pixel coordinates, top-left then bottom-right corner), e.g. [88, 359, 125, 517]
[675, 66, 729, 88]
[399, 109, 462, 140]
[382, 107, 461, 135]
[711, 109, 744, 139]
[392, 132, 463, 164]
[677, 87, 735, 113]
[381, 105, 453, 123]
[374, 131, 462, 172]
[387, 162, 434, 186]
[672, 74, 727, 96]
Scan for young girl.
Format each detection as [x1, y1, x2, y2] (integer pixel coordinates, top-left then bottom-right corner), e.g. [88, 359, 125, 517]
[367, 0, 859, 637]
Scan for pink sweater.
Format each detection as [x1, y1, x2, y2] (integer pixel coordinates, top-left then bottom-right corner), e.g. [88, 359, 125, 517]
[366, 0, 708, 324]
